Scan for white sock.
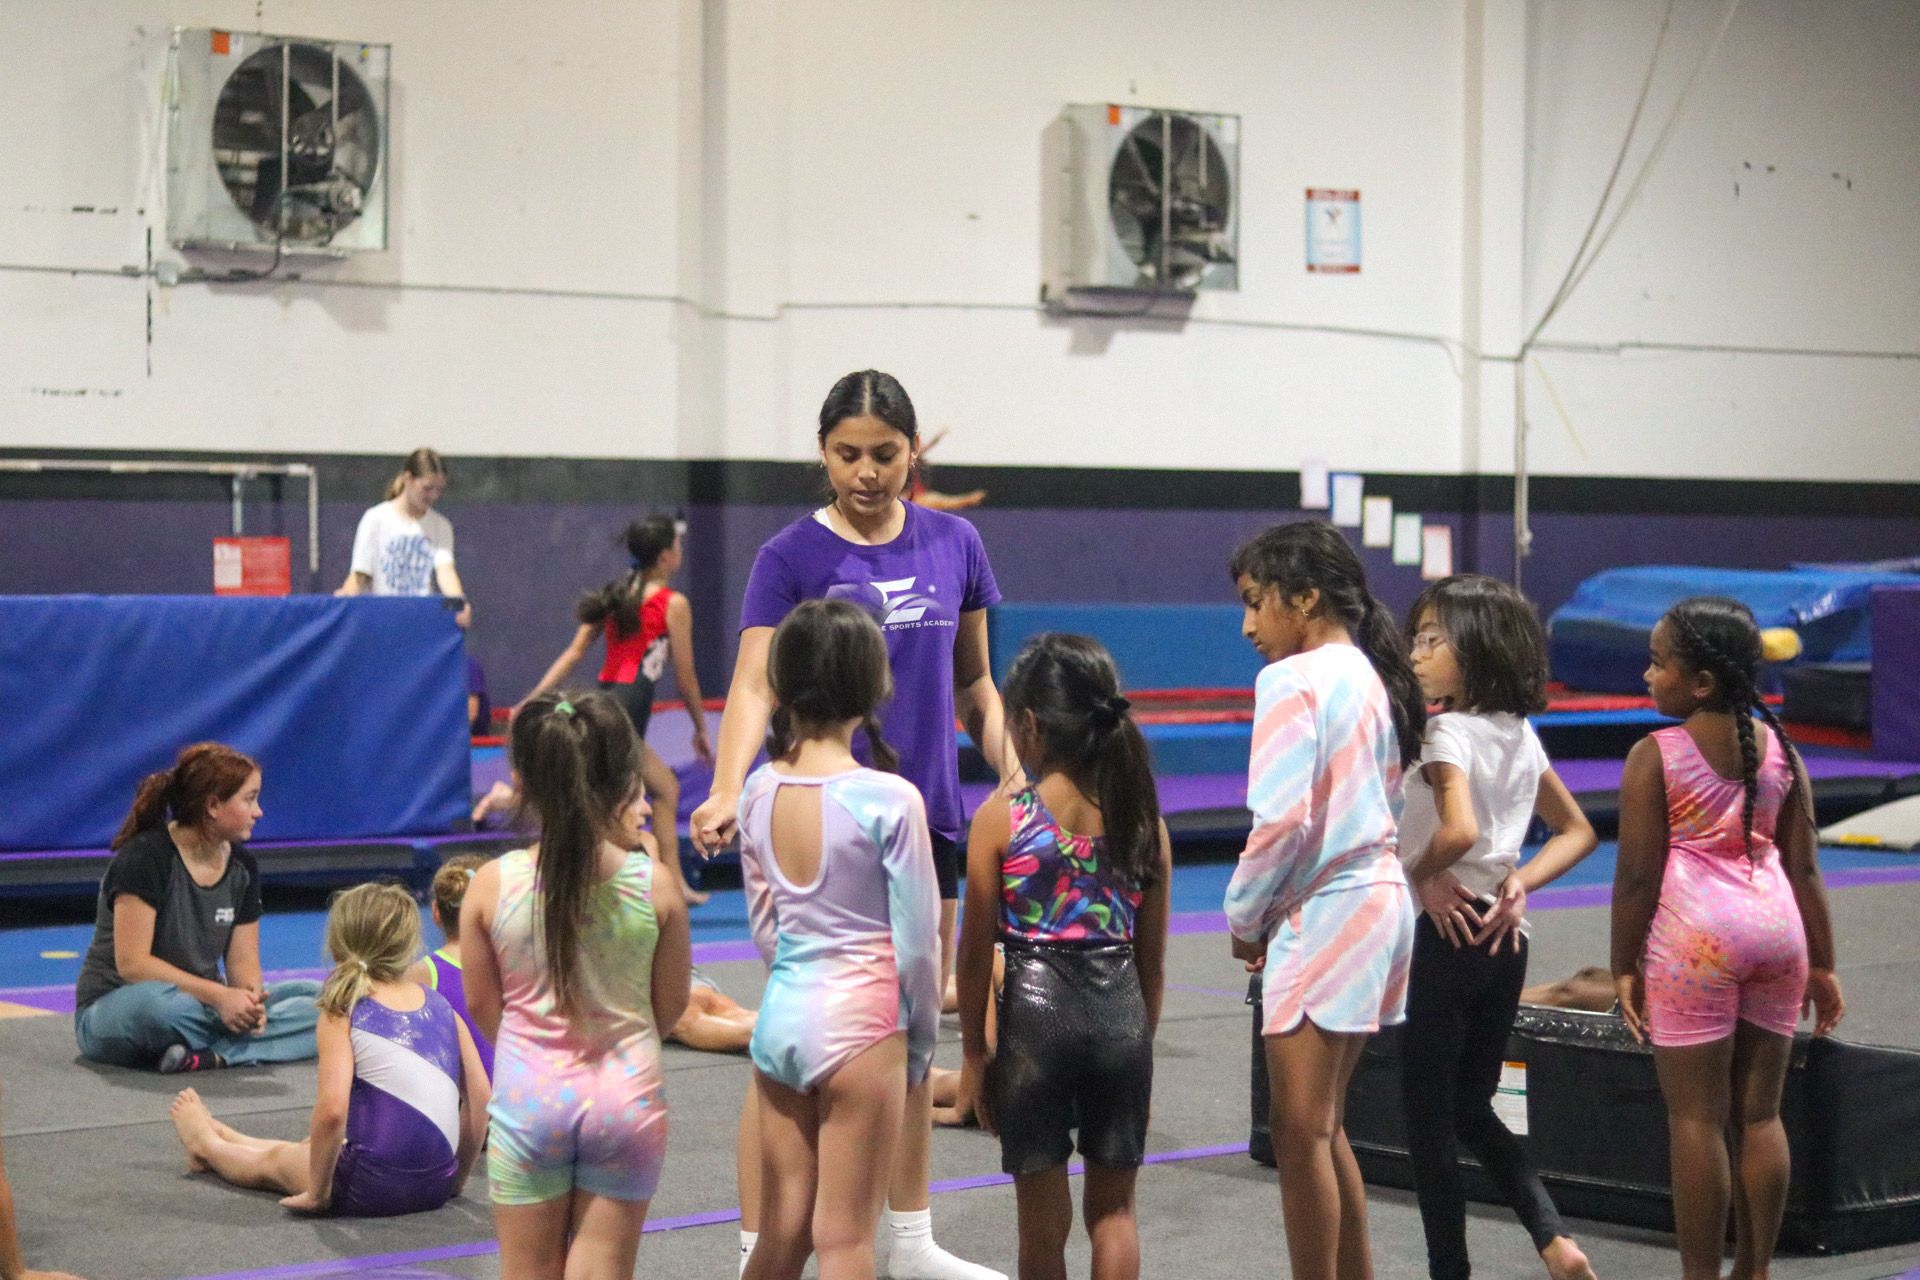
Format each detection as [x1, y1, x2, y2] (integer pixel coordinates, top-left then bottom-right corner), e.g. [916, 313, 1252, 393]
[738, 1229, 757, 1278]
[884, 1208, 1006, 1280]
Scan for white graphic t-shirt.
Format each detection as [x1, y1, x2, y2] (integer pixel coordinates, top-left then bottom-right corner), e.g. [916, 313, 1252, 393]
[350, 501, 456, 597]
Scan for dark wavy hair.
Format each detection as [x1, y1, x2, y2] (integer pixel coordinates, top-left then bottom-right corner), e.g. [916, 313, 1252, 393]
[817, 370, 919, 444]
[1408, 574, 1549, 715]
[765, 600, 898, 771]
[1661, 596, 1804, 851]
[1229, 521, 1425, 769]
[576, 513, 679, 638]
[511, 690, 641, 1021]
[1003, 633, 1161, 889]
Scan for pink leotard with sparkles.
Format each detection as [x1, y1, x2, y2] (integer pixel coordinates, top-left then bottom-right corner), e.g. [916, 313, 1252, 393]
[1642, 723, 1808, 1048]
[739, 765, 942, 1092]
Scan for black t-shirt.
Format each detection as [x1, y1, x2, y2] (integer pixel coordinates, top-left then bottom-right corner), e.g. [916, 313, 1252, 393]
[73, 828, 263, 1012]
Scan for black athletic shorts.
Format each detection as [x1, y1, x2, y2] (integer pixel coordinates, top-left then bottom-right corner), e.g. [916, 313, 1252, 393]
[601, 676, 656, 739]
[930, 830, 960, 901]
[989, 940, 1152, 1175]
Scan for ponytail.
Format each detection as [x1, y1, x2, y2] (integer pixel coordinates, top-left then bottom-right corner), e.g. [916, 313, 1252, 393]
[1003, 634, 1163, 889]
[1663, 596, 1781, 852]
[112, 769, 177, 850]
[763, 600, 897, 771]
[1356, 594, 1426, 771]
[111, 743, 259, 850]
[316, 882, 420, 1017]
[386, 447, 448, 502]
[511, 691, 640, 1022]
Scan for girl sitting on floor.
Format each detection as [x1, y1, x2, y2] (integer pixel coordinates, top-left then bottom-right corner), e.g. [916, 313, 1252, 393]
[168, 882, 489, 1216]
[406, 855, 495, 1080]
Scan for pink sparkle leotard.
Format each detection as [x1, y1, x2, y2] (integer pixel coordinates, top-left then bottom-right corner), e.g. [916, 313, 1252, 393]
[1642, 724, 1808, 1048]
[739, 764, 942, 1091]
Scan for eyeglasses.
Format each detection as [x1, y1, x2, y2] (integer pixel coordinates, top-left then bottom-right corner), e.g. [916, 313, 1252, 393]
[1411, 630, 1448, 656]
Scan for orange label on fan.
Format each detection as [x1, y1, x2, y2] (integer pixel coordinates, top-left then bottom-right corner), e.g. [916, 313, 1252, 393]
[211, 31, 231, 55]
[1108, 104, 1122, 125]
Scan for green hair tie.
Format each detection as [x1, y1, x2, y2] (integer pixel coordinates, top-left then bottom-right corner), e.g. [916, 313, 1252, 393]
[555, 699, 575, 717]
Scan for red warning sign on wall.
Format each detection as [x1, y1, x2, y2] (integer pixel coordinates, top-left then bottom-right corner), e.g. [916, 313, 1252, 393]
[213, 537, 292, 597]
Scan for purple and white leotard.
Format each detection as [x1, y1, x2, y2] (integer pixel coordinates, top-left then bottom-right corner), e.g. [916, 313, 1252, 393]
[330, 989, 464, 1216]
[740, 764, 942, 1091]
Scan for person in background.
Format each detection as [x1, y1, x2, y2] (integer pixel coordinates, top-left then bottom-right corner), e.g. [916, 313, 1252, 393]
[73, 743, 319, 1074]
[406, 855, 494, 1080]
[337, 447, 473, 629]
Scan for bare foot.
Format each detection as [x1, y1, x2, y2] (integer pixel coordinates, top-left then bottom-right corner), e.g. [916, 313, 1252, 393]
[684, 886, 712, 907]
[169, 1088, 214, 1173]
[1541, 1236, 1597, 1280]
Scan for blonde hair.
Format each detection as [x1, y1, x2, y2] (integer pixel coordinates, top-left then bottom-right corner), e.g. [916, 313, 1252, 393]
[316, 882, 422, 1017]
[385, 447, 448, 501]
[430, 854, 488, 937]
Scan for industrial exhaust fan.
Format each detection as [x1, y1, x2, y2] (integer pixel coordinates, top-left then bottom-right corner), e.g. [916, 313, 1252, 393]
[167, 29, 390, 253]
[1043, 104, 1239, 302]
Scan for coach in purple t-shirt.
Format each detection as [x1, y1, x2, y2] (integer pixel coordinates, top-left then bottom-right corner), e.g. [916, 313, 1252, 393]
[690, 369, 1019, 1280]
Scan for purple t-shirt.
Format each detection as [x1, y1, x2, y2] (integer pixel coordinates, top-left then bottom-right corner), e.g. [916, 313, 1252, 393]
[740, 504, 1001, 842]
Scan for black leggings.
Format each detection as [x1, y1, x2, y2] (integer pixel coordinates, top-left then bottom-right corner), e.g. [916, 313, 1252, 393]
[1401, 914, 1566, 1280]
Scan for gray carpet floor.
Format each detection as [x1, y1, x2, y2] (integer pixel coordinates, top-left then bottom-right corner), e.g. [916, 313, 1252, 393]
[5, 884, 1919, 1280]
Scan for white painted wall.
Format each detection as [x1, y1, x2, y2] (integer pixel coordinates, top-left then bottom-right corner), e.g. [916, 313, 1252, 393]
[1517, 0, 1920, 481]
[3, 1, 1914, 483]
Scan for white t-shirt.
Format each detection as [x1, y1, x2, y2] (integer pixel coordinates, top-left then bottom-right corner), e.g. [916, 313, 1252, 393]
[1396, 711, 1551, 908]
[349, 501, 455, 597]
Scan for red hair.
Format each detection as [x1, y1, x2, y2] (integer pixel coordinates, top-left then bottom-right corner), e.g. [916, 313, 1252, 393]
[111, 742, 260, 849]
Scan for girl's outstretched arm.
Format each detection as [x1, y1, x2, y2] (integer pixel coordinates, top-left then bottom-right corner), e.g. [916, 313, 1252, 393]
[1134, 822, 1174, 1038]
[956, 798, 1008, 1132]
[450, 1017, 491, 1196]
[1475, 768, 1598, 950]
[283, 1012, 352, 1212]
[1778, 754, 1844, 1034]
[884, 790, 944, 1088]
[1610, 738, 1670, 1042]
[689, 627, 775, 855]
[953, 610, 1023, 791]
[1224, 664, 1317, 952]
[521, 624, 596, 707]
[648, 849, 693, 1039]
[458, 862, 505, 1044]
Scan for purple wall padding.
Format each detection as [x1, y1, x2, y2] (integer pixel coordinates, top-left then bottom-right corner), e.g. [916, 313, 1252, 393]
[1872, 585, 1920, 761]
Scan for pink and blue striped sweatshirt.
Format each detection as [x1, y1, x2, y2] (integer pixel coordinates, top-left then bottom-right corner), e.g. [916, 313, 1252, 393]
[1224, 644, 1407, 944]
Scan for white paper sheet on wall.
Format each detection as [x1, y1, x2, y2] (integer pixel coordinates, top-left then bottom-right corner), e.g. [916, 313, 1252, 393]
[1421, 524, 1454, 580]
[1299, 460, 1331, 510]
[1331, 473, 1364, 527]
[1362, 496, 1393, 547]
[1392, 513, 1422, 565]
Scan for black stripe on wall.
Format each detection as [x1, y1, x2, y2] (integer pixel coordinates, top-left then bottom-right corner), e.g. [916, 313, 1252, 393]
[0, 448, 1912, 518]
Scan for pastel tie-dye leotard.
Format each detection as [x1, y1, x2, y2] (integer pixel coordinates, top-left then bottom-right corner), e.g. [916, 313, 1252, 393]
[485, 847, 667, 1205]
[739, 764, 943, 1091]
[1223, 644, 1415, 1035]
[1642, 724, 1807, 1047]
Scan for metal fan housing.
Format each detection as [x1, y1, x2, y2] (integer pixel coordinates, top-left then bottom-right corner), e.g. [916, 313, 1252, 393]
[167, 29, 390, 254]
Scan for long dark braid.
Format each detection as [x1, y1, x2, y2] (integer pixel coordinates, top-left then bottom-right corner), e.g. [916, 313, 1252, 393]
[1663, 597, 1776, 852]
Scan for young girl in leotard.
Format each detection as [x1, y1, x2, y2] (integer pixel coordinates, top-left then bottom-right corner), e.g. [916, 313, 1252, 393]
[523, 513, 713, 905]
[1612, 597, 1843, 1280]
[738, 600, 942, 1280]
[166, 882, 490, 1216]
[957, 633, 1171, 1280]
[1395, 575, 1599, 1280]
[462, 690, 693, 1280]
[406, 855, 494, 1080]
[1223, 521, 1425, 1280]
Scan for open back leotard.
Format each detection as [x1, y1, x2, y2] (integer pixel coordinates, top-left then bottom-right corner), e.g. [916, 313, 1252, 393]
[739, 764, 942, 1091]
